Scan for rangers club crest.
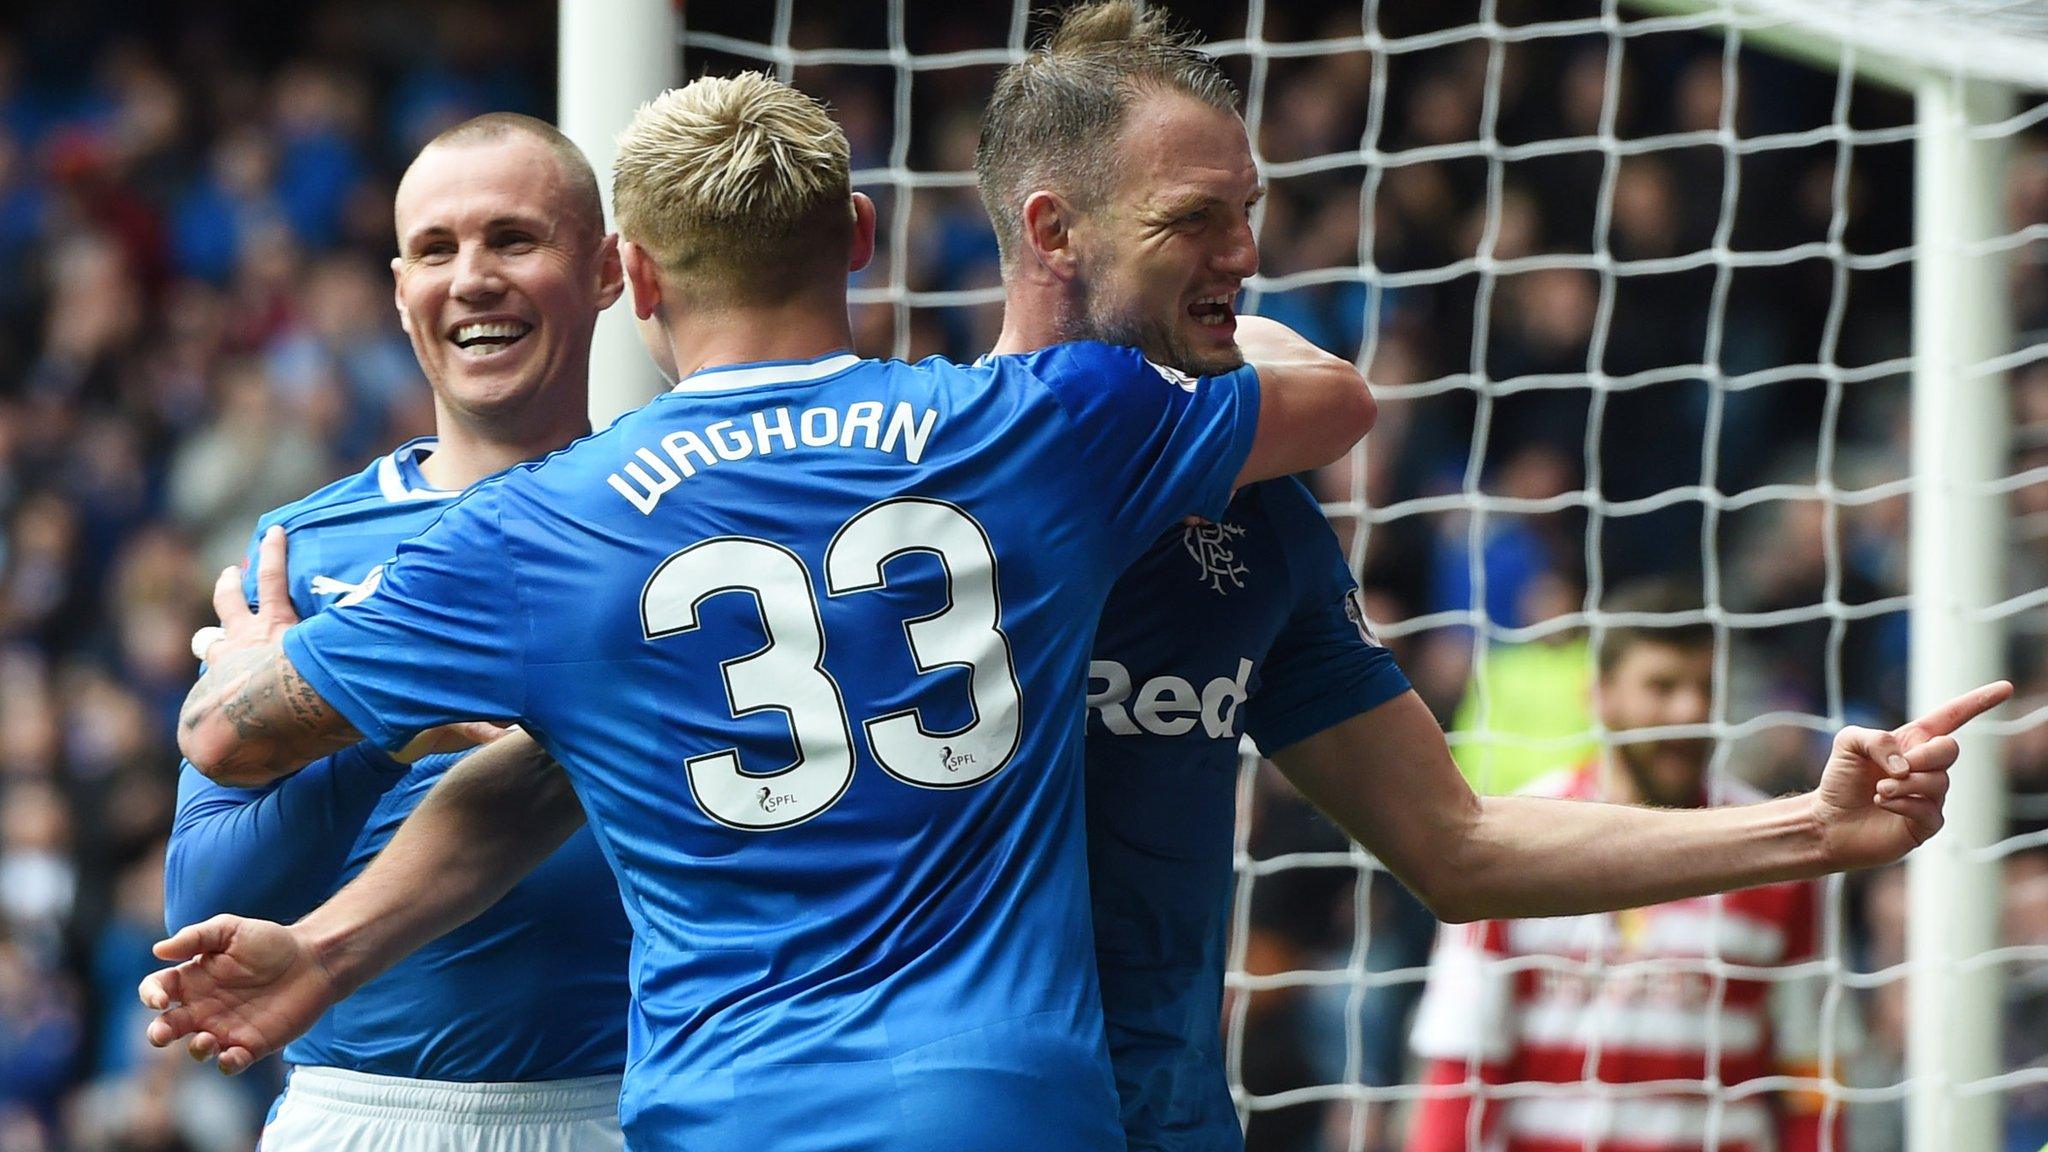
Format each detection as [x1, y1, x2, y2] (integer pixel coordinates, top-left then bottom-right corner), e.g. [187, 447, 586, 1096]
[1183, 520, 1248, 594]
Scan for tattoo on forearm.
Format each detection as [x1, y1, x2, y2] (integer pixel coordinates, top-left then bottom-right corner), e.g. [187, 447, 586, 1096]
[181, 645, 268, 736]
[282, 665, 333, 731]
[181, 644, 360, 777]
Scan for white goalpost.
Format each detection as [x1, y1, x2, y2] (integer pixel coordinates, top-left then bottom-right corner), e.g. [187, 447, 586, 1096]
[559, 0, 676, 426]
[1904, 64, 2013, 1152]
[566, 2, 2048, 1149]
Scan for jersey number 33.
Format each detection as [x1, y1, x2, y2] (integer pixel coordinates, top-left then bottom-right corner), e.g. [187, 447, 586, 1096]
[641, 498, 1023, 831]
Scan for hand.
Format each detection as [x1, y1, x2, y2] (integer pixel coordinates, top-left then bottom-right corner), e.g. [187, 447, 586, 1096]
[395, 721, 516, 765]
[139, 914, 341, 1075]
[194, 525, 299, 665]
[1813, 680, 2013, 870]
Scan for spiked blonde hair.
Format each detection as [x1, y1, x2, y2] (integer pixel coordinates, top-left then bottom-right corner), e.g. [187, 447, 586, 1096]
[613, 73, 853, 302]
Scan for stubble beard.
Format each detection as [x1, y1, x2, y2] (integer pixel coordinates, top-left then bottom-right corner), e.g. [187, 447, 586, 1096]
[1066, 273, 1245, 378]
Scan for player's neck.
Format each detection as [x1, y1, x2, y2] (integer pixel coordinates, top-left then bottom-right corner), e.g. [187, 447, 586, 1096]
[420, 411, 590, 490]
[990, 279, 1072, 357]
[667, 298, 857, 381]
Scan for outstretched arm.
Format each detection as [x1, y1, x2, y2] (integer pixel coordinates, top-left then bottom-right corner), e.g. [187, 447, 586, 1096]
[141, 729, 586, 1073]
[1273, 682, 2011, 923]
[165, 718, 507, 927]
[292, 727, 584, 998]
[180, 526, 361, 786]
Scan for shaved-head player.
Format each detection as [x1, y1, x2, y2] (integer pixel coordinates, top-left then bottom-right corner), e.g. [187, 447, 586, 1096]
[162, 114, 631, 1151]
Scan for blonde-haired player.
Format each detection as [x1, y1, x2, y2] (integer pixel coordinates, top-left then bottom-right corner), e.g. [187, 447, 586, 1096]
[144, 71, 1373, 1152]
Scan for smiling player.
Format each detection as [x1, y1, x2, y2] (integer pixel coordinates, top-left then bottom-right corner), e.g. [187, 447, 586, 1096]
[162, 114, 632, 1151]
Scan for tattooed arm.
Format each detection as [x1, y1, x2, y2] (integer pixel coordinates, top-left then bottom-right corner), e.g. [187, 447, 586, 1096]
[180, 641, 362, 788]
[181, 526, 363, 788]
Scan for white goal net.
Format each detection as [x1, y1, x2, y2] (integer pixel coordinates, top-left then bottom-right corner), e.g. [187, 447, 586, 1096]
[675, 2, 2048, 1150]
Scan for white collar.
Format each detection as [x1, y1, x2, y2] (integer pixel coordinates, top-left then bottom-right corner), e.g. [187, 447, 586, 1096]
[376, 439, 459, 503]
[670, 353, 863, 395]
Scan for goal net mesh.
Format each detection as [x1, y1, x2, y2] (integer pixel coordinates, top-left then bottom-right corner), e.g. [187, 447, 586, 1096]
[677, 2, 2048, 1148]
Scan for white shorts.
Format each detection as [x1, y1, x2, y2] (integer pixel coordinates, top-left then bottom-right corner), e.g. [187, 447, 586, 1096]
[260, 1065, 625, 1152]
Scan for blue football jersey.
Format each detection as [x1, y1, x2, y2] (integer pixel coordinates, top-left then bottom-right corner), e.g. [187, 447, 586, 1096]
[1084, 477, 1412, 1152]
[165, 438, 632, 1082]
[278, 347, 1260, 1152]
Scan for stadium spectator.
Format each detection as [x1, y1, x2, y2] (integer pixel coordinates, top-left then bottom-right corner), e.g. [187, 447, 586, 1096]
[170, 130, 283, 288]
[1405, 580, 1844, 1152]
[0, 779, 75, 964]
[0, 920, 80, 1148]
[164, 358, 330, 570]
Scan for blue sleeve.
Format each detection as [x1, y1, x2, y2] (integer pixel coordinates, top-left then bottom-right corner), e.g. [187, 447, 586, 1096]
[283, 486, 528, 753]
[1242, 481, 1412, 755]
[163, 746, 410, 930]
[1023, 341, 1259, 562]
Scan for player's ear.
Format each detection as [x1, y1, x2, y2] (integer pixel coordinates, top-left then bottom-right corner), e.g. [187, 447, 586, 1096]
[594, 233, 625, 311]
[847, 193, 877, 275]
[620, 240, 664, 321]
[390, 257, 412, 335]
[1020, 191, 1079, 282]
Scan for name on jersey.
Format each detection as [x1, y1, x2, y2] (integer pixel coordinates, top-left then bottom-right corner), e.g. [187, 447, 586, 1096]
[608, 401, 940, 515]
[1088, 658, 1252, 739]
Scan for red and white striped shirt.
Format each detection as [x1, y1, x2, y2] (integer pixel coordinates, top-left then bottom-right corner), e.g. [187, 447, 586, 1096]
[1405, 766, 1840, 1152]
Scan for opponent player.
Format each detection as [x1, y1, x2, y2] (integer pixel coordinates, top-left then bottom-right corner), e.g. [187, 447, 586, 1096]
[1406, 581, 1839, 1152]
[143, 73, 1373, 1152]
[976, 6, 2007, 1152]
[162, 114, 632, 1149]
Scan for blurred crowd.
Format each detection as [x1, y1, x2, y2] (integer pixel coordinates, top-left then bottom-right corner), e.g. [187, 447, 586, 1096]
[0, 2, 2041, 1151]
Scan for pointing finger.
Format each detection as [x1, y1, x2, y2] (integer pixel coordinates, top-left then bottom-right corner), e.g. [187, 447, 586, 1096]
[1904, 681, 2013, 741]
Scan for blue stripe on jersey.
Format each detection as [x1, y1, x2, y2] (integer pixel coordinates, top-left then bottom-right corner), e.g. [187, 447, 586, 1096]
[279, 346, 1258, 1152]
[1084, 477, 1411, 1152]
[165, 437, 632, 1082]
